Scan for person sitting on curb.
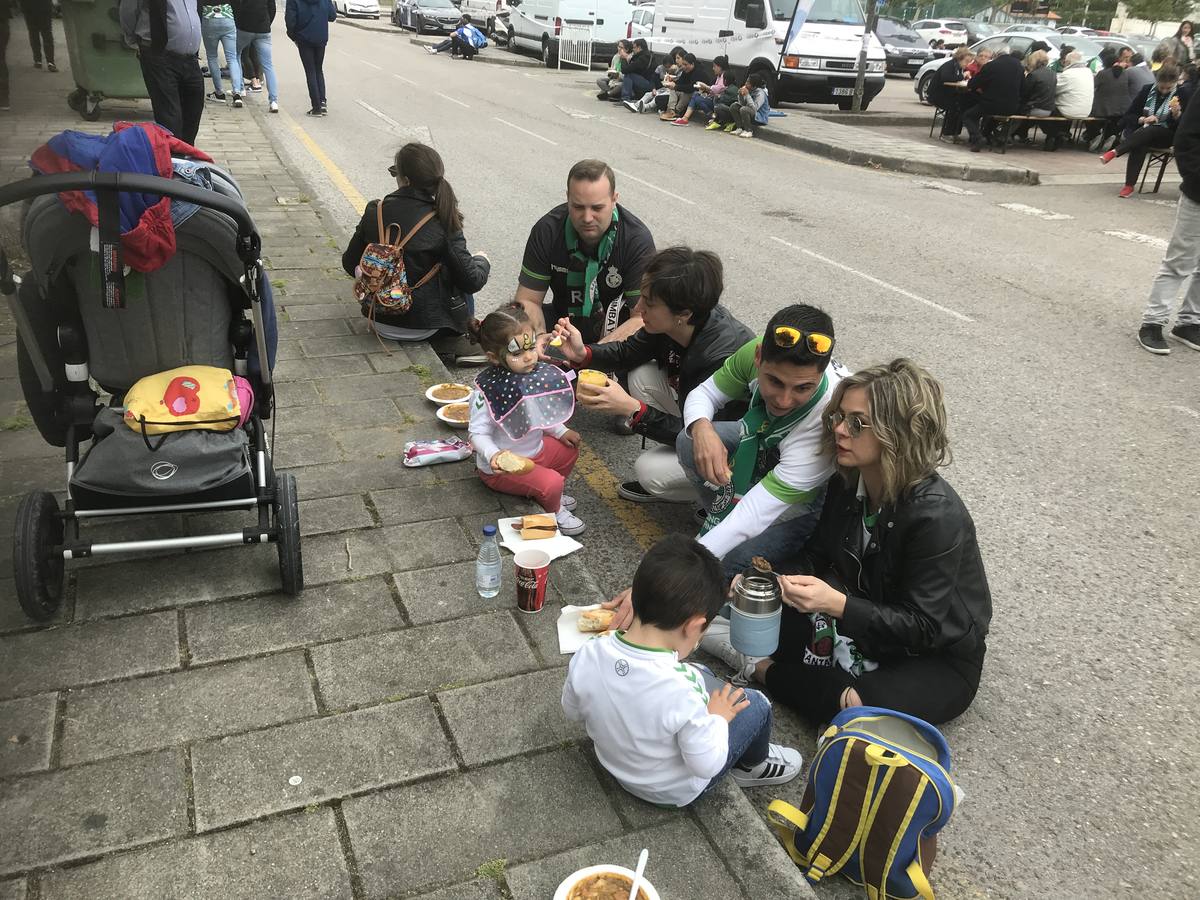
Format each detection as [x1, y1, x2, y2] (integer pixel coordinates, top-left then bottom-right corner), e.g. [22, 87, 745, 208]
[618, 38, 654, 108]
[597, 39, 631, 100]
[425, 14, 485, 58]
[677, 54, 734, 127]
[562, 533, 803, 809]
[600, 305, 845, 631]
[712, 72, 770, 137]
[659, 51, 699, 121]
[543, 246, 753, 505]
[707, 360, 993, 725]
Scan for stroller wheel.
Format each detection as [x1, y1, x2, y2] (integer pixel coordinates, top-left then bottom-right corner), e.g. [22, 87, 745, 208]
[13, 491, 66, 621]
[274, 473, 303, 596]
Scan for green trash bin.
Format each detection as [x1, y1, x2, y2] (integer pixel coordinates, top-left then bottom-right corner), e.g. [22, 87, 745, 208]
[59, 0, 148, 120]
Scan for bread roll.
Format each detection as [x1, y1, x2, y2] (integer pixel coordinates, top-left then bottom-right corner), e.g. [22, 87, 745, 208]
[494, 450, 534, 474]
[518, 514, 558, 540]
[578, 369, 608, 387]
[578, 607, 615, 633]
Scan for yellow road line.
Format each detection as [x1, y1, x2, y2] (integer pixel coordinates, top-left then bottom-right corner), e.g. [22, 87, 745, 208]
[575, 444, 665, 552]
[280, 109, 367, 212]
[280, 109, 660, 550]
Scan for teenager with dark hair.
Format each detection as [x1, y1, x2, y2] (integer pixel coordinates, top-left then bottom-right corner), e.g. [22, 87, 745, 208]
[341, 143, 490, 364]
[234, 0, 279, 111]
[563, 534, 802, 808]
[284, 0, 335, 116]
[545, 246, 753, 504]
[1102, 61, 1186, 198]
[713, 72, 770, 137]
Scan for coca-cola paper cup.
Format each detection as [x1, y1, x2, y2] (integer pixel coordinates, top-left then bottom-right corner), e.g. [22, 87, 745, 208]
[514, 548, 551, 613]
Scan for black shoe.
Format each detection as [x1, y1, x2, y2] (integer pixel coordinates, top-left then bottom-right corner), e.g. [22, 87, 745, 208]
[1170, 323, 1200, 350]
[46, 62, 58, 72]
[969, 141, 982, 153]
[33, 60, 42, 69]
[618, 481, 656, 503]
[231, 92, 243, 108]
[305, 108, 322, 116]
[597, 91, 609, 99]
[1138, 324, 1171, 355]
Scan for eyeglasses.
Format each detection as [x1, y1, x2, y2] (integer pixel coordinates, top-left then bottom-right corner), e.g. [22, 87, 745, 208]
[506, 334, 536, 354]
[388, 165, 398, 177]
[829, 411, 872, 438]
[773, 327, 834, 355]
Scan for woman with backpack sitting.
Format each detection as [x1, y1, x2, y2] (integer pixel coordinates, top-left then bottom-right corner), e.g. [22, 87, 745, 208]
[341, 143, 490, 366]
[736, 359, 992, 726]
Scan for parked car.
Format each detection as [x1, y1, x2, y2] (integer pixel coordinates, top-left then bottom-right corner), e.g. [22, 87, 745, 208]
[628, 2, 654, 38]
[911, 18, 968, 47]
[913, 31, 1105, 103]
[336, 0, 380, 16]
[392, 0, 464, 32]
[1056, 25, 1097, 35]
[458, 0, 513, 38]
[1123, 34, 1166, 58]
[876, 17, 934, 76]
[964, 20, 997, 43]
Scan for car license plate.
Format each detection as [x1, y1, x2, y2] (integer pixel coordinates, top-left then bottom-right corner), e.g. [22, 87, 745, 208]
[832, 87, 854, 96]
[908, 58, 922, 65]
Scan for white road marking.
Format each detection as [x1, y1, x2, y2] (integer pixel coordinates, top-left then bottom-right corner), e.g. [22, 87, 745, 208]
[770, 236, 974, 323]
[1169, 404, 1200, 418]
[355, 99, 402, 129]
[437, 91, 470, 108]
[998, 202, 1073, 221]
[1141, 198, 1178, 208]
[393, 73, 417, 85]
[611, 168, 695, 205]
[1104, 230, 1169, 251]
[557, 105, 595, 119]
[493, 117, 558, 145]
[598, 116, 687, 150]
[360, 60, 382, 71]
[917, 180, 980, 196]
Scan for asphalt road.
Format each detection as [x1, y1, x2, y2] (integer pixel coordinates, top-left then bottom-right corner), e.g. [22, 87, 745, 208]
[244, 22, 1199, 899]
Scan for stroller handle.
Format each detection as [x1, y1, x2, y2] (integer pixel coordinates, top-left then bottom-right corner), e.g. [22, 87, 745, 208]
[0, 171, 261, 265]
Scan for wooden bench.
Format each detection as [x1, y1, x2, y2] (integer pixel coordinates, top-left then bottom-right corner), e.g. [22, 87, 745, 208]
[1140, 147, 1175, 194]
[981, 114, 1104, 153]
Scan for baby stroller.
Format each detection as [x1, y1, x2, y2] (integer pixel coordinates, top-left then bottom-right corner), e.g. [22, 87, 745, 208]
[0, 166, 303, 621]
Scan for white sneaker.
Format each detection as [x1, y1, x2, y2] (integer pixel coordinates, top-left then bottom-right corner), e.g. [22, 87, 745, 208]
[622, 99, 641, 113]
[269, 100, 279, 113]
[560, 494, 577, 512]
[425, 45, 437, 54]
[556, 508, 586, 536]
[737, 129, 754, 138]
[730, 743, 803, 787]
[699, 616, 763, 685]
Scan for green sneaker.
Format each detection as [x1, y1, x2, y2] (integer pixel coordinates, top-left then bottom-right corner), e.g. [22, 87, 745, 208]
[723, 123, 736, 133]
[705, 120, 722, 130]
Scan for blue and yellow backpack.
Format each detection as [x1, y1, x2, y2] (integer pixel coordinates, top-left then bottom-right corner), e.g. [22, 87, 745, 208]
[767, 706, 959, 900]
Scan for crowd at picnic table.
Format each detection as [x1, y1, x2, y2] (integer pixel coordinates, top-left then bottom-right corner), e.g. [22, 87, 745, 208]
[929, 25, 1200, 198]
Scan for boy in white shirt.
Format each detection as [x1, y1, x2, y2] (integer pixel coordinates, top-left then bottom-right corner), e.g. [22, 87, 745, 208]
[561, 534, 802, 808]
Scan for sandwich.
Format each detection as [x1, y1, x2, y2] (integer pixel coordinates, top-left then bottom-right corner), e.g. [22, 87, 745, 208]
[577, 369, 608, 387]
[577, 607, 615, 633]
[493, 450, 534, 475]
[515, 513, 557, 540]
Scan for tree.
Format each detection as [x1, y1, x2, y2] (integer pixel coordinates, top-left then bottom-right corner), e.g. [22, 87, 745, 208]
[1123, 0, 1194, 29]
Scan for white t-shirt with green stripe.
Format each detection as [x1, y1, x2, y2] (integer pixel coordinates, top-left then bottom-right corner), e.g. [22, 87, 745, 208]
[682, 338, 842, 559]
[562, 632, 729, 807]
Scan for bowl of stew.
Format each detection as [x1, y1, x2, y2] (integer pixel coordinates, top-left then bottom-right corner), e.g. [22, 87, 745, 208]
[554, 865, 659, 900]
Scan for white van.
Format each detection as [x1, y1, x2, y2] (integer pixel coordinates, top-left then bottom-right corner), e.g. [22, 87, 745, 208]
[506, 0, 631, 65]
[649, 0, 886, 109]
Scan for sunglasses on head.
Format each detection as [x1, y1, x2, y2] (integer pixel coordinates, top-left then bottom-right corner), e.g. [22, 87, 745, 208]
[388, 164, 399, 177]
[829, 411, 872, 438]
[506, 333, 536, 355]
[773, 326, 834, 355]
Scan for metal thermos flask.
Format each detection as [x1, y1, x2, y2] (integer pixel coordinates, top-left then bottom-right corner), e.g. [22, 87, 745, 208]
[729, 567, 783, 658]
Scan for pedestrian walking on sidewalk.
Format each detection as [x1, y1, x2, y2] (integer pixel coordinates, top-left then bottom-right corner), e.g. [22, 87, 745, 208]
[19, 0, 55, 71]
[119, 0, 204, 144]
[234, 0, 279, 112]
[1136, 86, 1200, 355]
[284, 0, 335, 116]
[200, 1, 243, 106]
[0, 0, 11, 110]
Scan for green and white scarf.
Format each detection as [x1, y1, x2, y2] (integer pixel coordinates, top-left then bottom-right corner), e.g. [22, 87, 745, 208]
[563, 207, 619, 319]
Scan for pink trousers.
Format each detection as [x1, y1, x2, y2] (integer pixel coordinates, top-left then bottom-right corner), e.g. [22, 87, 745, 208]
[478, 435, 578, 513]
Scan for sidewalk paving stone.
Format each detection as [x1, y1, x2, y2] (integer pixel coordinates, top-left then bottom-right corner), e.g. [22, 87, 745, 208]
[319, 370, 426, 403]
[59, 653, 317, 766]
[440, 668, 584, 767]
[0, 880, 24, 900]
[191, 698, 455, 831]
[410, 881, 507, 900]
[0, 749, 187, 875]
[371, 481, 501, 526]
[273, 354, 375, 382]
[505, 817, 741, 899]
[311, 610, 539, 709]
[273, 396, 397, 433]
[335, 422, 429, 458]
[0, 694, 57, 777]
[185, 577, 403, 664]
[391, 561, 511, 625]
[39, 808, 353, 900]
[0, 613, 180, 700]
[341, 748, 623, 898]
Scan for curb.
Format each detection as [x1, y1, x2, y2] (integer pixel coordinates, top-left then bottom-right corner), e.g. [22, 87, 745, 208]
[334, 16, 543, 67]
[808, 111, 933, 127]
[756, 124, 1040, 185]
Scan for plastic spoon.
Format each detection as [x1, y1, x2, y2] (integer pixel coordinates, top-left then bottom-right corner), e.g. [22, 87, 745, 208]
[627, 848, 649, 900]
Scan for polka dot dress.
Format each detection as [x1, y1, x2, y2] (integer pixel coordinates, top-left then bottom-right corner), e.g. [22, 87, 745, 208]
[476, 362, 576, 442]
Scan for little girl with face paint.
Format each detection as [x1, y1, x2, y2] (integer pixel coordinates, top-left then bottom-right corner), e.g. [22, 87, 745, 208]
[468, 304, 587, 535]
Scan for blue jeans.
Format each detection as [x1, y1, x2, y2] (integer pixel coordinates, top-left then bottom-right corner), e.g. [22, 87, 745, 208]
[201, 16, 243, 95]
[688, 94, 715, 117]
[237, 31, 278, 102]
[621, 72, 651, 101]
[676, 420, 825, 582]
[694, 665, 772, 793]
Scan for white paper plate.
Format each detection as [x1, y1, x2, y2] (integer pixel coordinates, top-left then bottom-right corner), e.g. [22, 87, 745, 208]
[557, 604, 613, 655]
[425, 383, 472, 405]
[435, 403, 470, 428]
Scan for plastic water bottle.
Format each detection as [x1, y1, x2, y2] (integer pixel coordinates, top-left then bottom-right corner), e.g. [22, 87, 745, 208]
[476, 525, 502, 598]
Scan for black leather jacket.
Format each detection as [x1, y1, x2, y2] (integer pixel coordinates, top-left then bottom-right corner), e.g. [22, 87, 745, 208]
[782, 472, 991, 661]
[584, 304, 753, 446]
[342, 186, 489, 333]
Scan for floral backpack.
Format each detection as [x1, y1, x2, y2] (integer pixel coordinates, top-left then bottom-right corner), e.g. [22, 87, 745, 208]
[353, 202, 442, 316]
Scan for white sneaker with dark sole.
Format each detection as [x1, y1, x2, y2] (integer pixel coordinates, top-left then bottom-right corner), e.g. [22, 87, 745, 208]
[730, 744, 803, 787]
[618, 481, 689, 503]
[560, 494, 577, 512]
[556, 509, 586, 536]
[699, 616, 762, 685]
